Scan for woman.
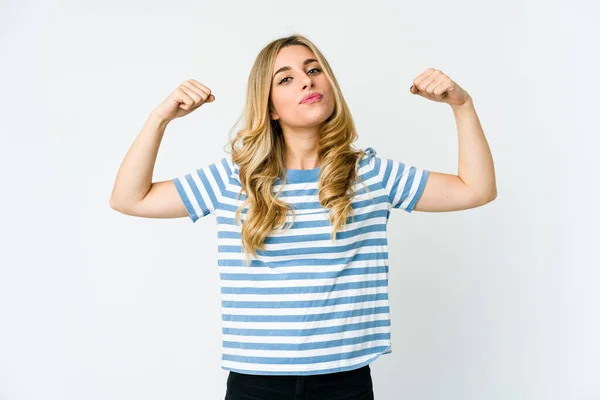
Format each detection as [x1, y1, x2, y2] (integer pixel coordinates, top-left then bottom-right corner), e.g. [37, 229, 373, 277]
[110, 34, 496, 400]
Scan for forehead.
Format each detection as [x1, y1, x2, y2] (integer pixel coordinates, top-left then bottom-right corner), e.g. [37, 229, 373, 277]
[273, 45, 317, 69]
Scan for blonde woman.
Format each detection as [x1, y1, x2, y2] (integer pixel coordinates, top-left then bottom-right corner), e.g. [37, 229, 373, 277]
[110, 34, 496, 400]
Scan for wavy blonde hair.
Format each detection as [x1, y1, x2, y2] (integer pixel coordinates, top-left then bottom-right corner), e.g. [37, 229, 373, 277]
[225, 34, 370, 267]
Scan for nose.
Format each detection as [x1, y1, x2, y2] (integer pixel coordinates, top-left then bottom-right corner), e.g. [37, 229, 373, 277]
[302, 74, 314, 90]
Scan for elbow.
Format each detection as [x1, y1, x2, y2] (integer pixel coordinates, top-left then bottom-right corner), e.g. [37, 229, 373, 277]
[109, 197, 120, 211]
[109, 197, 143, 216]
[109, 196, 126, 212]
[470, 185, 497, 207]
[488, 184, 498, 201]
[480, 187, 498, 205]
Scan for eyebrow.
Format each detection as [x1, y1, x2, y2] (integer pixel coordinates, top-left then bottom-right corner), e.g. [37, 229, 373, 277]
[273, 58, 319, 79]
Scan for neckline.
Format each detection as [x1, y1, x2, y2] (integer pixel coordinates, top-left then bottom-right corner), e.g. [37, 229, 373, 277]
[285, 165, 321, 172]
[282, 165, 321, 183]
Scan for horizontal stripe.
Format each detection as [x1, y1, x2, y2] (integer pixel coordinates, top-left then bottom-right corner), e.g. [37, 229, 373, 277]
[221, 293, 388, 309]
[221, 279, 388, 295]
[222, 306, 390, 323]
[221, 299, 389, 316]
[222, 325, 390, 344]
[220, 286, 388, 303]
[220, 266, 388, 282]
[222, 345, 391, 365]
[223, 333, 391, 351]
[217, 252, 388, 268]
[222, 340, 391, 359]
[220, 313, 391, 331]
[222, 319, 391, 337]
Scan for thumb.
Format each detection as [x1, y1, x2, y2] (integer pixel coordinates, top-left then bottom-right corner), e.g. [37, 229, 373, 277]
[205, 94, 216, 103]
[409, 85, 417, 94]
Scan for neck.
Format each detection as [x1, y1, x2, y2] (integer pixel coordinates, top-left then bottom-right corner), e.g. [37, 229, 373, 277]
[281, 126, 320, 170]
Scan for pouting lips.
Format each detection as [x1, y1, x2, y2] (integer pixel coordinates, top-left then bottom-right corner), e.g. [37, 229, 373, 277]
[301, 94, 322, 104]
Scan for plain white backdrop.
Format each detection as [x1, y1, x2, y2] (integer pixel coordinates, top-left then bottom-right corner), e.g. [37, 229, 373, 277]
[1, 0, 598, 399]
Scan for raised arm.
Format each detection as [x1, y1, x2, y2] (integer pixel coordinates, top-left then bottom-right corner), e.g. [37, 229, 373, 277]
[409, 68, 497, 212]
[109, 79, 215, 218]
[109, 111, 187, 218]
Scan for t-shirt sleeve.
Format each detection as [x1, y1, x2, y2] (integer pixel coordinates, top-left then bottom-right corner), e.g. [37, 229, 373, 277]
[364, 147, 430, 213]
[171, 156, 231, 222]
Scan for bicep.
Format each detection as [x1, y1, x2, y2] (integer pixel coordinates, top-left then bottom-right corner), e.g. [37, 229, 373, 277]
[117, 180, 189, 219]
[412, 171, 485, 212]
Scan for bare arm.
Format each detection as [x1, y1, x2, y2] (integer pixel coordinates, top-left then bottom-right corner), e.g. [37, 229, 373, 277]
[403, 69, 496, 213]
[109, 111, 187, 218]
[109, 79, 215, 218]
[413, 97, 497, 212]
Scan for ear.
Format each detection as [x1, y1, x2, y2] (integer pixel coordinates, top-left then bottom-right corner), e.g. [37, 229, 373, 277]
[270, 108, 280, 121]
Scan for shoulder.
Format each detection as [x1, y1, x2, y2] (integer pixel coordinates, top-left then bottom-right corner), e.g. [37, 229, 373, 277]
[195, 155, 236, 190]
[362, 146, 377, 160]
[222, 154, 242, 186]
[220, 154, 236, 175]
[357, 146, 378, 170]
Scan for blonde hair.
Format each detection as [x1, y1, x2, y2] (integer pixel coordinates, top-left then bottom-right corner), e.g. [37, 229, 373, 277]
[225, 34, 370, 267]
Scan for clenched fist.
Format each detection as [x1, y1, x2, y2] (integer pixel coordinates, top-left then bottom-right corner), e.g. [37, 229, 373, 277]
[153, 79, 215, 122]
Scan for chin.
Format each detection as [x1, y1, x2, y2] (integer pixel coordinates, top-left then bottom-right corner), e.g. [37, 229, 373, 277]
[304, 109, 335, 126]
[301, 116, 330, 128]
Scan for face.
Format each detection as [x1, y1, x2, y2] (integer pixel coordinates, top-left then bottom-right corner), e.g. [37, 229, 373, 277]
[270, 45, 335, 130]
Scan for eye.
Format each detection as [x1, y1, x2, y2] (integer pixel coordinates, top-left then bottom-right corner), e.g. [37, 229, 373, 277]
[278, 68, 322, 85]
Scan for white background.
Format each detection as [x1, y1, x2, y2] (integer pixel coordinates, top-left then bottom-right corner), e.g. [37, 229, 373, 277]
[1, 0, 598, 399]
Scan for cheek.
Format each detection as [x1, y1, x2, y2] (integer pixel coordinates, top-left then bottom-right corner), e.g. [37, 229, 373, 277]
[271, 89, 286, 105]
[324, 93, 335, 114]
[272, 92, 297, 115]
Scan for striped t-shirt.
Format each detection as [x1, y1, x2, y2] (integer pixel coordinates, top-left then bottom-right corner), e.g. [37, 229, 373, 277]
[172, 147, 429, 376]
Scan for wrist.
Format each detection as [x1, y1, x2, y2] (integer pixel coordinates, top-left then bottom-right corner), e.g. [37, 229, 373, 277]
[450, 95, 473, 111]
[149, 110, 171, 125]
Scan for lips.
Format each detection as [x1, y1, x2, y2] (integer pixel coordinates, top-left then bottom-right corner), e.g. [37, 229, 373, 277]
[301, 93, 322, 104]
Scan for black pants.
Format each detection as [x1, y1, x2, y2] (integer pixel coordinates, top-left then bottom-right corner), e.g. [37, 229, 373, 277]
[224, 364, 374, 400]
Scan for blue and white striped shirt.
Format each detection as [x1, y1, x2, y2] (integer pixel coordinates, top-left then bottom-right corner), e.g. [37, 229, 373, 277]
[172, 147, 429, 376]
